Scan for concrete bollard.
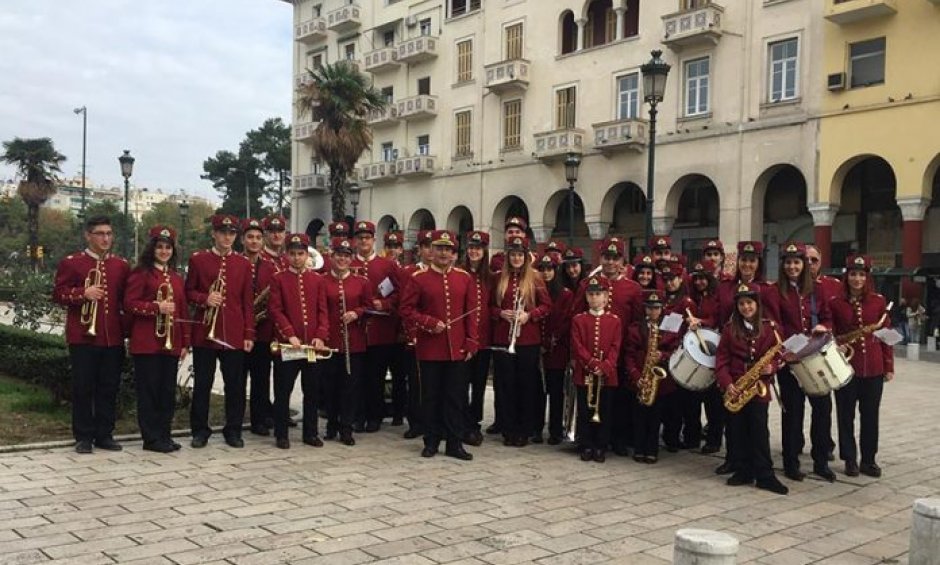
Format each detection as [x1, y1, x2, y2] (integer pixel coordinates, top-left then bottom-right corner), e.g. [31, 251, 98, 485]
[927, 336, 937, 352]
[908, 343, 920, 362]
[674, 529, 739, 565]
[910, 499, 940, 565]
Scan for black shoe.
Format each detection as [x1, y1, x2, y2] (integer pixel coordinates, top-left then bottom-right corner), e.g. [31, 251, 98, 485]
[845, 460, 860, 477]
[547, 435, 562, 446]
[250, 425, 270, 437]
[463, 431, 483, 447]
[421, 446, 437, 458]
[224, 435, 244, 448]
[485, 423, 500, 435]
[403, 428, 422, 439]
[275, 438, 290, 449]
[353, 423, 366, 433]
[143, 441, 175, 453]
[593, 450, 606, 463]
[633, 454, 645, 463]
[391, 417, 404, 426]
[664, 444, 679, 453]
[581, 448, 594, 462]
[756, 476, 789, 495]
[365, 421, 381, 433]
[715, 462, 735, 475]
[95, 438, 123, 451]
[191, 435, 209, 448]
[613, 444, 631, 457]
[814, 466, 837, 482]
[445, 446, 473, 461]
[340, 433, 355, 446]
[530, 434, 543, 444]
[859, 462, 882, 478]
[75, 440, 93, 454]
[303, 436, 324, 448]
[726, 473, 754, 486]
[644, 455, 658, 464]
[170, 441, 182, 451]
[324, 430, 337, 440]
[701, 443, 721, 455]
[514, 436, 528, 447]
[784, 468, 806, 482]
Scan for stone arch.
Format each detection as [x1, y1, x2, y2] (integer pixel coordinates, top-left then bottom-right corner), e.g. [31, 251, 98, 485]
[491, 196, 530, 245]
[544, 189, 588, 243]
[560, 10, 577, 55]
[755, 164, 810, 279]
[664, 174, 720, 225]
[828, 153, 883, 207]
[376, 214, 398, 249]
[446, 205, 474, 246]
[833, 155, 898, 264]
[601, 182, 646, 253]
[407, 208, 436, 241]
[924, 152, 940, 198]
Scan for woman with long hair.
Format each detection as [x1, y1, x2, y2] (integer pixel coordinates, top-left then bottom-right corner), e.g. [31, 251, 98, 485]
[560, 247, 587, 292]
[460, 230, 494, 445]
[125, 226, 189, 453]
[536, 254, 573, 445]
[490, 236, 551, 447]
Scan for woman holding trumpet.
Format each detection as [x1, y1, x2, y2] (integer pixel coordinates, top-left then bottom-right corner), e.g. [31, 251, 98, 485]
[490, 236, 551, 448]
[125, 226, 189, 453]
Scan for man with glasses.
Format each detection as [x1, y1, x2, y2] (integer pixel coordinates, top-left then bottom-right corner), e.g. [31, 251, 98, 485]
[807, 245, 841, 304]
[53, 216, 130, 454]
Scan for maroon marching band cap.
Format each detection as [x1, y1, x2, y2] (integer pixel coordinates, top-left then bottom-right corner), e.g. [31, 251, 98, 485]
[660, 265, 682, 279]
[735, 281, 761, 300]
[691, 259, 717, 277]
[585, 276, 610, 292]
[562, 247, 584, 261]
[536, 254, 559, 269]
[466, 230, 490, 247]
[505, 235, 529, 252]
[649, 235, 672, 251]
[353, 220, 376, 235]
[504, 216, 528, 231]
[416, 229, 433, 247]
[545, 240, 567, 255]
[331, 237, 354, 254]
[286, 233, 310, 250]
[149, 225, 176, 243]
[328, 221, 350, 237]
[737, 240, 764, 256]
[846, 254, 872, 272]
[633, 253, 656, 269]
[643, 290, 664, 306]
[384, 230, 404, 246]
[241, 218, 263, 234]
[703, 239, 725, 254]
[261, 215, 287, 232]
[601, 237, 625, 257]
[430, 229, 457, 247]
[780, 241, 807, 259]
[211, 214, 240, 232]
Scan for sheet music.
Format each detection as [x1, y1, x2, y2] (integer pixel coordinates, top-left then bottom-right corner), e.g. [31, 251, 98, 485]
[659, 312, 683, 333]
[378, 276, 395, 298]
[782, 333, 810, 355]
[873, 328, 903, 346]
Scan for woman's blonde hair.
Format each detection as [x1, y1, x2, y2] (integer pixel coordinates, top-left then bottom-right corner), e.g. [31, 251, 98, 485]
[495, 250, 540, 309]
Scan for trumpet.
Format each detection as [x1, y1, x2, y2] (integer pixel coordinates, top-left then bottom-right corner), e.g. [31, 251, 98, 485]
[204, 276, 225, 340]
[506, 283, 524, 355]
[270, 341, 338, 363]
[80, 265, 102, 336]
[586, 352, 604, 423]
[155, 281, 174, 350]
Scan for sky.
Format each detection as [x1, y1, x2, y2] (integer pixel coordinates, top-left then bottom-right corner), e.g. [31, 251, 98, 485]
[0, 0, 293, 201]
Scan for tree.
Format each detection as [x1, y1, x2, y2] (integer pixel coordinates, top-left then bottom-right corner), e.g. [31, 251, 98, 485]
[138, 199, 214, 261]
[296, 61, 385, 221]
[244, 118, 292, 216]
[201, 149, 266, 218]
[1, 137, 66, 271]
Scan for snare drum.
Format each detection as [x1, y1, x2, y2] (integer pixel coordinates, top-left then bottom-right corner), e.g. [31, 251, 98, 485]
[669, 328, 720, 391]
[788, 334, 854, 396]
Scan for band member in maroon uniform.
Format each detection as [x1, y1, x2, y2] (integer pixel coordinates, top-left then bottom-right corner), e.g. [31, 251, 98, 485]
[632, 254, 660, 294]
[831, 255, 894, 478]
[537, 253, 573, 445]
[125, 226, 189, 453]
[185, 215, 255, 448]
[321, 238, 372, 445]
[491, 236, 551, 447]
[807, 245, 842, 303]
[262, 215, 290, 271]
[399, 230, 433, 439]
[315, 221, 351, 275]
[460, 230, 493, 446]
[660, 265, 700, 451]
[560, 247, 587, 292]
[489, 216, 528, 272]
[689, 259, 723, 454]
[382, 231, 405, 264]
[702, 239, 731, 281]
[544, 240, 566, 264]
[650, 235, 673, 267]
[242, 218, 278, 436]
[401, 230, 479, 460]
[267, 234, 329, 448]
[571, 277, 621, 462]
[382, 230, 407, 427]
[53, 216, 130, 454]
[351, 220, 401, 432]
[716, 282, 788, 495]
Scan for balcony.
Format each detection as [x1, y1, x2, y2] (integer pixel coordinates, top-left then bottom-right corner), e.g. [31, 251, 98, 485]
[397, 95, 438, 121]
[364, 47, 400, 73]
[396, 155, 436, 177]
[326, 3, 361, 32]
[533, 128, 585, 162]
[662, 3, 724, 51]
[484, 59, 530, 94]
[397, 35, 439, 65]
[294, 121, 320, 143]
[367, 105, 399, 127]
[295, 17, 327, 44]
[294, 172, 329, 192]
[295, 73, 314, 90]
[360, 162, 398, 183]
[592, 118, 647, 153]
[824, 0, 897, 24]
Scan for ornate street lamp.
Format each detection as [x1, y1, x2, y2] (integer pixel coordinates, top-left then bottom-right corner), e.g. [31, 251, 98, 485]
[118, 149, 135, 258]
[640, 49, 671, 246]
[564, 152, 581, 247]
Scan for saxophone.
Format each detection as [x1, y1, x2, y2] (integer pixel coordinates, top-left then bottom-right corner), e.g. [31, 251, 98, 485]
[723, 329, 783, 413]
[253, 285, 271, 323]
[637, 324, 667, 407]
[835, 301, 892, 347]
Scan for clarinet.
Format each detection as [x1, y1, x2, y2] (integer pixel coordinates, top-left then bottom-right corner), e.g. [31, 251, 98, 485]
[339, 281, 352, 375]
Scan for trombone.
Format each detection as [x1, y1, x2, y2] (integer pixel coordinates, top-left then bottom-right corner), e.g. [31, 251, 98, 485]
[204, 276, 224, 340]
[80, 265, 103, 336]
[155, 281, 174, 350]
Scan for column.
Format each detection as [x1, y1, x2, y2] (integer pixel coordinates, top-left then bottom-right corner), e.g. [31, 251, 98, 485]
[673, 529, 739, 565]
[651, 215, 675, 237]
[576, 18, 587, 51]
[808, 203, 839, 270]
[614, 7, 626, 41]
[898, 197, 930, 299]
[910, 499, 940, 565]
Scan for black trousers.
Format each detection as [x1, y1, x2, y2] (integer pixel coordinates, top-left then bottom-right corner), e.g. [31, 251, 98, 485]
[361, 344, 396, 424]
[191, 347, 245, 439]
[401, 347, 422, 431]
[465, 348, 492, 432]
[388, 343, 407, 420]
[420, 360, 468, 449]
[325, 353, 364, 435]
[576, 385, 612, 450]
[703, 384, 726, 447]
[492, 345, 540, 440]
[273, 358, 321, 440]
[531, 364, 546, 437]
[68, 345, 124, 443]
[632, 396, 663, 457]
[676, 387, 704, 447]
[540, 368, 566, 439]
[728, 400, 774, 480]
[133, 354, 178, 446]
[660, 393, 682, 448]
[610, 380, 635, 450]
[245, 341, 273, 429]
[778, 366, 833, 470]
[835, 376, 884, 464]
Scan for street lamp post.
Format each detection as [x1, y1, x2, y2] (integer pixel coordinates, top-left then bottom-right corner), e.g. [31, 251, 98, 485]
[564, 152, 582, 247]
[179, 199, 190, 267]
[349, 183, 361, 224]
[73, 106, 87, 216]
[118, 150, 135, 258]
[640, 49, 671, 246]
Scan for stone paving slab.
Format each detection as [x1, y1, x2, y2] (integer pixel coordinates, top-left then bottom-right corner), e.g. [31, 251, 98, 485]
[0, 357, 937, 564]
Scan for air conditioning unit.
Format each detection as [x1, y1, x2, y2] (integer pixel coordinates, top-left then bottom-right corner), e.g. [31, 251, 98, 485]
[405, 15, 418, 27]
[827, 72, 846, 92]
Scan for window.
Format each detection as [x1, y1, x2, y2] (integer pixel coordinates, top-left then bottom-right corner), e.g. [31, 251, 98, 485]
[313, 4, 322, 17]
[681, 0, 709, 9]
[605, 9, 617, 44]
[418, 77, 431, 95]
[381, 86, 394, 104]
[420, 18, 432, 36]
[417, 135, 430, 155]
[310, 53, 324, 69]
[768, 38, 798, 102]
[449, 0, 481, 18]
[382, 142, 395, 162]
[555, 86, 576, 129]
[617, 73, 640, 119]
[849, 37, 886, 88]
[344, 43, 356, 60]
[503, 100, 522, 150]
[505, 23, 523, 60]
[455, 111, 472, 157]
[456, 40, 473, 82]
[684, 57, 710, 116]
[383, 30, 395, 46]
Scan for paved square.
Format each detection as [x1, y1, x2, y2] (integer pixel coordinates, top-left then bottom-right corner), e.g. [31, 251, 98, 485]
[0, 357, 937, 564]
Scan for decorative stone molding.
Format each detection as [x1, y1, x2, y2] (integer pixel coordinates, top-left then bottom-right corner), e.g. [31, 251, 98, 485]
[807, 203, 840, 227]
[897, 197, 931, 222]
[586, 221, 610, 241]
[652, 216, 675, 235]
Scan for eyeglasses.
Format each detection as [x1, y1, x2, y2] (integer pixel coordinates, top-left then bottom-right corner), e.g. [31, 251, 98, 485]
[808, 257, 820, 264]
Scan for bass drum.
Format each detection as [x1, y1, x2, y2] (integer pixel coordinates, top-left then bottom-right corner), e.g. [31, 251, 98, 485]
[669, 328, 720, 391]
[788, 334, 854, 396]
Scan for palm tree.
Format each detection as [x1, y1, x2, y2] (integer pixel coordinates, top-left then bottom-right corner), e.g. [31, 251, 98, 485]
[1, 137, 66, 270]
[296, 61, 385, 221]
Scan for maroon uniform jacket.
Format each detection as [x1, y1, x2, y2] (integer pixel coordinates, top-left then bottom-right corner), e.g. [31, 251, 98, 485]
[816, 275, 842, 304]
[490, 273, 552, 347]
[717, 277, 779, 328]
[573, 273, 642, 327]
[832, 292, 894, 378]
[624, 320, 680, 396]
[322, 271, 372, 353]
[663, 291, 697, 339]
[690, 288, 719, 329]
[351, 253, 401, 346]
[570, 311, 621, 387]
[53, 250, 129, 347]
[124, 265, 190, 356]
[716, 319, 782, 404]
[542, 288, 574, 371]
[268, 268, 329, 346]
[185, 249, 255, 349]
[248, 254, 278, 343]
[263, 247, 290, 272]
[398, 263, 427, 346]
[775, 283, 833, 339]
[400, 265, 479, 361]
[468, 268, 493, 348]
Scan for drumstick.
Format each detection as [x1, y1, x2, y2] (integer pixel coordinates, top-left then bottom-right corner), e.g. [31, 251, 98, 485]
[686, 308, 717, 356]
[444, 306, 481, 328]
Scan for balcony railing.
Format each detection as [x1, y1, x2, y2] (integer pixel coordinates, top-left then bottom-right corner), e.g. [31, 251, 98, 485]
[295, 73, 314, 89]
[662, 3, 724, 50]
[367, 105, 399, 127]
[592, 118, 647, 153]
[397, 35, 439, 64]
[326, 3, 361, 32]
[397, 95, 438, 121]
[533, 128, 584, 162]
[824, 0, 898, 24]
[360, 162, 398, 183]
[484, 59, 530, 94]
[294, 173, 329, 192]
[294, 121, 320, 142]
[295, 17, 327, 44]
[396, 155, 436, 177]
[364, 47, 400, 73]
